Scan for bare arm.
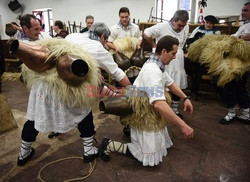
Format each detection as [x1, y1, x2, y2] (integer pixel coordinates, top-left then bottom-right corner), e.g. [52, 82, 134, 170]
[11, 23, 23, 32]
[168, 82, 193, 114]
[136, 39, 143, 50]
[153, 100, 194, 139]
[118, 75, 131, 87]
[143, 33, 156, 48]
[106, 41, 120, 52]
[240, 34, 250, 41]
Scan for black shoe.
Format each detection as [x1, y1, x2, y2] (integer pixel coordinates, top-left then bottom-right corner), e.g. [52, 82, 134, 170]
[219, 115, 235, 124]
[123, 126, 130, 137]
[99, 138, 111, 162]
[48, 132, 61, 138]
[83, 152, 99, 163]
[17, 147, 35, 166]
[176, 113, 183, 119]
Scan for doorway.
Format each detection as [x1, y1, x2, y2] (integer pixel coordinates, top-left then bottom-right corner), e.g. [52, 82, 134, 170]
[32, 8, 53, 36]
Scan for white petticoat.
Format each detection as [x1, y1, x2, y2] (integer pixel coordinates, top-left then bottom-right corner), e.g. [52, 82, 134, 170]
[26, 82, 91, 133]
[127, 127, 173, 166]
[165, 48, 187, 89]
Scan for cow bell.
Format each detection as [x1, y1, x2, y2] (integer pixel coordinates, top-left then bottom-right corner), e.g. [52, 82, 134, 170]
[56, 55, 89, 86]
[9, 39, 55, 72]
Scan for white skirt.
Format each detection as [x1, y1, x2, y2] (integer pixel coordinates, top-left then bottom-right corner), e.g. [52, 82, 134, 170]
[127, 127, 173, 166]
[26, 82, 91, 133]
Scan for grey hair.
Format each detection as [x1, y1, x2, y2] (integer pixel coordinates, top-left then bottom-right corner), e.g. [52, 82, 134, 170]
[172, 10, 189, 22]
[89, 22, 110, 38]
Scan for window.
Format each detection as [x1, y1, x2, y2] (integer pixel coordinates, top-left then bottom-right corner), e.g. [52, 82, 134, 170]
[154, 0, 197, 23]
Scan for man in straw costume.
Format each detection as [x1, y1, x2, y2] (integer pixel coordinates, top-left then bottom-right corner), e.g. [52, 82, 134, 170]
[185, 15, 221, 100]
[187, 2, 250, 125]
[99, 35, 194, 167]
[219, 2, 250, 124]
[14, 14, 101, 166]
[49, 23, 130, 139]
[66, 22, 133, 137]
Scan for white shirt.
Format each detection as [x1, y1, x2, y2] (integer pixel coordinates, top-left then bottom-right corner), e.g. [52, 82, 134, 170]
[232, 21, 250, 43]
[108, 22, 142, 42]
[66, 33, 125, 82]
[144, 21, 189, 48]
[133, 62, 174, 104]
[17, 31, 52, 43]
[144, 21, 189, 89]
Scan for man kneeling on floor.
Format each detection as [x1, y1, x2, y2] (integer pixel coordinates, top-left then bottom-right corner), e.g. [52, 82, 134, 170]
[100, 35, 194, 167]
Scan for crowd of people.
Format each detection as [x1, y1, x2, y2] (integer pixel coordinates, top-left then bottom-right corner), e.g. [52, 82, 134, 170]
[2, 2, 250, 167]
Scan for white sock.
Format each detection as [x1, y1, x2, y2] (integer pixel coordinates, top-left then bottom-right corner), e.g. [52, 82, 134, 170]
[238, 108, 250, 120]
[82, 136, 98, 156]
[171, 101, 179, 114]
[18, 140, 33, 160]
[224, 107, 236, 121]
[105, 140, 127, 155]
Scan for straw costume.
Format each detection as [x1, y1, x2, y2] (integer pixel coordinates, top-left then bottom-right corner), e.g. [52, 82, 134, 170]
[99, 35, 194, 166]
[15, 38, 101, 166]
[188, 34, 250, 124]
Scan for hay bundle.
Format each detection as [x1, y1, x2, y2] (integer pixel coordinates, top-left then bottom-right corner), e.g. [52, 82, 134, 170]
[1, 72, 21, 81]
[109, 37, 139, 59]
[21, 38, 100, 108]
[188, 34, 250, 86]
[120, 88, 172, 132]
[0, 94, 17, 133]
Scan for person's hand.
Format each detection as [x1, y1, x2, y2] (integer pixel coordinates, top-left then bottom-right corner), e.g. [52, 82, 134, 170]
[183, 98, 193, 114]
[239, 34, 250, 41]
[99, 74, 105, 82]
[11, 23, 22, 32]
[136, 44, 141, 50]
[180, 124, 194, 139]
[115, 47, 120, 53]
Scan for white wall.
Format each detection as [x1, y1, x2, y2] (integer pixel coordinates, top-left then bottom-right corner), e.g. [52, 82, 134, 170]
[0, 0, 155, 39]
[0, 0, 248, 39]
[203, 0, 247, 17]
[0, 0, 22, 39]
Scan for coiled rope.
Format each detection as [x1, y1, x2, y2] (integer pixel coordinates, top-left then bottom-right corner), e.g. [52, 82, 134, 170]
[38, 157, 96, 182]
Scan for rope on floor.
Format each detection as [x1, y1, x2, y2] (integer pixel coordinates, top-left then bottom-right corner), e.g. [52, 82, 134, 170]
[38, 156, 96, 182]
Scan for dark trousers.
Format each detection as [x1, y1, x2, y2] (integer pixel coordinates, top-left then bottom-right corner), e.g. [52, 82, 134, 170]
[184, 58, 207, 94]
[21, 111, 95, 142]
[171, 92, 181, 102]
[221, 73, 250, 108]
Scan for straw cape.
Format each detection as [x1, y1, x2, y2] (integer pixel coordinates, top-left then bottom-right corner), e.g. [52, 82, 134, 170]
[1, 72, 21, 81]
[21, 38, 100, 108]
[188, 34, 250, 86]
[109, 37, 140, 59]
[120, 87, 172, 132]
